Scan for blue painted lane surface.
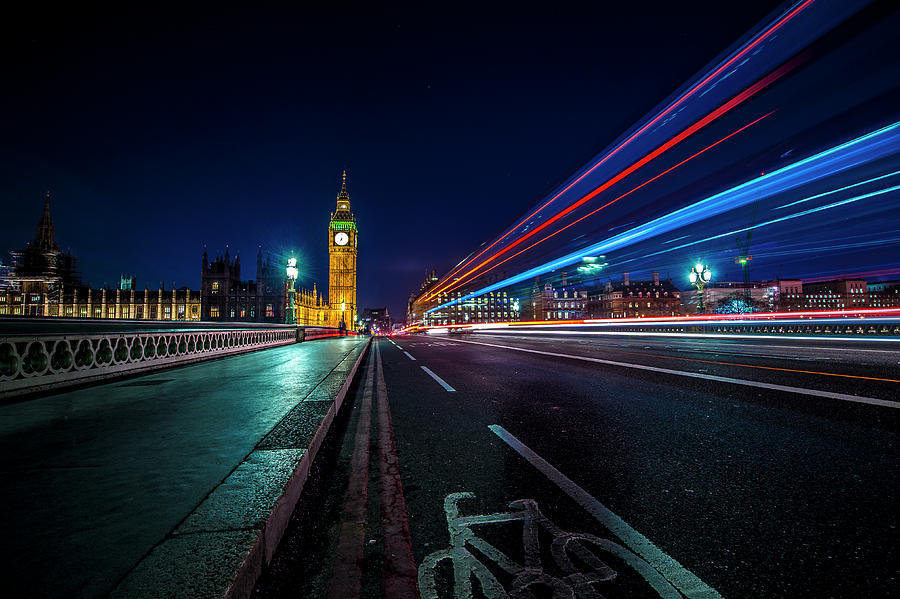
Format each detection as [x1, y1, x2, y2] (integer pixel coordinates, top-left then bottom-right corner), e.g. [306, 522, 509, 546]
[0, 336, 366, 598]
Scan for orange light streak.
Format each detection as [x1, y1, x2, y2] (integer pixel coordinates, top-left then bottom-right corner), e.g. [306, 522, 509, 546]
[614, 350, 900, 383]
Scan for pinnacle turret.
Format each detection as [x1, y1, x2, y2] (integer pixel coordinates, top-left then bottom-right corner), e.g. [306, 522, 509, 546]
[334, 170, 353, 218]
[35, 191, 57, 251]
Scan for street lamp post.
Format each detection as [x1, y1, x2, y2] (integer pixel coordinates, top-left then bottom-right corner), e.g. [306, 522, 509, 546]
[689, 262, 712, 313]
[286, 257, 298, 324]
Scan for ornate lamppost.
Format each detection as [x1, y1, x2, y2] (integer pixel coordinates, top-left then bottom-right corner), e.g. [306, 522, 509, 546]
[689, 262, 712, 313]
[286, 256, 298, 324]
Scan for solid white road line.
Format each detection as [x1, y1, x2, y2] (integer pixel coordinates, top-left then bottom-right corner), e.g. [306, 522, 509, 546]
[451, 337, 899, 409]
[488, 424, 722, 599]
[403, 351, 416, 361]
[420, 366, 456, 392]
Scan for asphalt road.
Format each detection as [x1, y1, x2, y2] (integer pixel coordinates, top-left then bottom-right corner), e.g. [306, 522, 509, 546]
[259, 333, 898, 598]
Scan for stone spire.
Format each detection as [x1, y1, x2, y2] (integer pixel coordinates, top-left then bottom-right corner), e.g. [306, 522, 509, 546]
[256, 245, 263, 280]
[338, 170, 349, 202]
[35, 191, 57, 251]
[332, 170, 354, 222]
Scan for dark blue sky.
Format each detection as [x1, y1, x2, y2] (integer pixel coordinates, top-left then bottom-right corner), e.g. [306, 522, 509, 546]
[1, 2, 788, 317]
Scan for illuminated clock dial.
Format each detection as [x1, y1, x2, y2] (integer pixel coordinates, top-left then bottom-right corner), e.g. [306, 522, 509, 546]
[334, 232, 349, 246]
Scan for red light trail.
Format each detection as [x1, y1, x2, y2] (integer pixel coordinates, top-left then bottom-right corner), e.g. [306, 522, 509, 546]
[402, 307, 900, 334]
[425, 0, 816, 300]
[432, 58, 796, 297]
[442, 112, 775, 287]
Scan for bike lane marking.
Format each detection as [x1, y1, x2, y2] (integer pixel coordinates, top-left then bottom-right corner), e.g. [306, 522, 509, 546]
[449, 337, 900, 409]
[326, 348, 376, 599]
[374, 342, 420, 598]
[489, 424, 723, 599]
[404, 351, 417, 361]
[420, 366, 456, 392]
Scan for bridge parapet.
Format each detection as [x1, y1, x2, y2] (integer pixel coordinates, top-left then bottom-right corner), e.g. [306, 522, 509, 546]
[575, 318, 900, 337]
[0, 324, 322, 399]
[423, 315, 900, 338]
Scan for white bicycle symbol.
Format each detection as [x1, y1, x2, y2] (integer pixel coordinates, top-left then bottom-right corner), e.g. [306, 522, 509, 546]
[418, 492, 683, 599]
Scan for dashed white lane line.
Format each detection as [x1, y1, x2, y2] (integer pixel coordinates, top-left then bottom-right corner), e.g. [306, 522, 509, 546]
[420, 366, 456, 392]
[403, 351, 416, 361]
[450, 337, 899, 409]
[489, 424, 722, 599]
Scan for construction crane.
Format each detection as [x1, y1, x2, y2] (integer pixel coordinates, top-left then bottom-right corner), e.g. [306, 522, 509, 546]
[734, 202, 758, 311]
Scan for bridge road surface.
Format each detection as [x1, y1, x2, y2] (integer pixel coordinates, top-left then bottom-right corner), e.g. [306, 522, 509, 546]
[256, 334, 898, 598]
[0, 335, 366, 598]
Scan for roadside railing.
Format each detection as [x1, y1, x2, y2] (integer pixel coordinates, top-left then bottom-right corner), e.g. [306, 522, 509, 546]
[568, 319, 900, 337]
[0, 322, 350, 399]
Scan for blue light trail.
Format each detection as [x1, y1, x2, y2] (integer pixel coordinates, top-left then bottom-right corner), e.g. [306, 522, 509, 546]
[427, 120, 900, 313]
[773, 169, 900, 210]
[641, 183, 900, 259]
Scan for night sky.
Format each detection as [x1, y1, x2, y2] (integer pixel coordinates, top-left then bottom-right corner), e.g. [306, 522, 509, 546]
[3, 1, 821, 318]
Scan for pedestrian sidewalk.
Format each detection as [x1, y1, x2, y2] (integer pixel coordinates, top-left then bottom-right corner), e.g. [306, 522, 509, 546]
[0, 335, 369, 599]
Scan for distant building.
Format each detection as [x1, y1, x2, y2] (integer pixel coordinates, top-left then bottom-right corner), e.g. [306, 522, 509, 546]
[0, 193, 200, 320]
[689, 277, 878, 313]
[361, 307, 392, 333]
[328, 171, 359, 328]
[592, 272, 681, 318]
[407, 269, 521, 327]
[696, 280, 775, 314]
[769, 279, 804, 311]
[530, 274, 588, 321]
[407, 269, 440, 325]
[2, 175, 360, 324]
[868, 280, 900, 308]
[800, 279, 868, 311]
[0, 261, 14, 293]
[200, 248, 289, 323]
[2, 192, 79, 314]
[200, 171, 360, 326]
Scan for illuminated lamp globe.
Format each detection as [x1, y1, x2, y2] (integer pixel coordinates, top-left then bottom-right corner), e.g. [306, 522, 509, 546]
[694, 263, 703, 274]
[286, 257, 298, 280]
[689, 271, 698, 283]
[702, 269, 711, 282]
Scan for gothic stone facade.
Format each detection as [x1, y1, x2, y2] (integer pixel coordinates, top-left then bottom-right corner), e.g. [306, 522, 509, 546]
[200, 171, 359, 327]
[0, 193, 200, 320]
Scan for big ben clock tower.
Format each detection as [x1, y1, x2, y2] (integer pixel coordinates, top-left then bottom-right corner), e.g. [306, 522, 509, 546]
[328, 170, 358, 328]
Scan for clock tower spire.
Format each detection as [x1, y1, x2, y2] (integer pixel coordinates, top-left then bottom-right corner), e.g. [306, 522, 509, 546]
[328, 169, 358, 328]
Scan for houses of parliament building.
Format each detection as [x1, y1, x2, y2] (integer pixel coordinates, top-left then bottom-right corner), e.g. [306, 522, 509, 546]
[1, 173, 359, 327]
[201, 171, 359, 327]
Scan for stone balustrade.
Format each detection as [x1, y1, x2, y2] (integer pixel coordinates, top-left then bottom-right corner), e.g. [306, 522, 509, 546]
[0, 326, 300, 399]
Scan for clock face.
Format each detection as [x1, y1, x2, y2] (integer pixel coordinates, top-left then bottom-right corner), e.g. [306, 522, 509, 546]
[334, 232, 349, 246]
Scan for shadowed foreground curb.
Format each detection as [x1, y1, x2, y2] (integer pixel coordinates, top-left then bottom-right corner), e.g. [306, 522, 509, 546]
[110, 336, 372, 599]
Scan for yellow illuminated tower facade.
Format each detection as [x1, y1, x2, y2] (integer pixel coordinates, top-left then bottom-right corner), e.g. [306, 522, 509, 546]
[328, 171, 358, 328]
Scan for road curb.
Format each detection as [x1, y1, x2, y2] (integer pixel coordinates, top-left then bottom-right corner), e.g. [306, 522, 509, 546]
[110, 336, 372, 599]
[225, 336, 372, 599]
